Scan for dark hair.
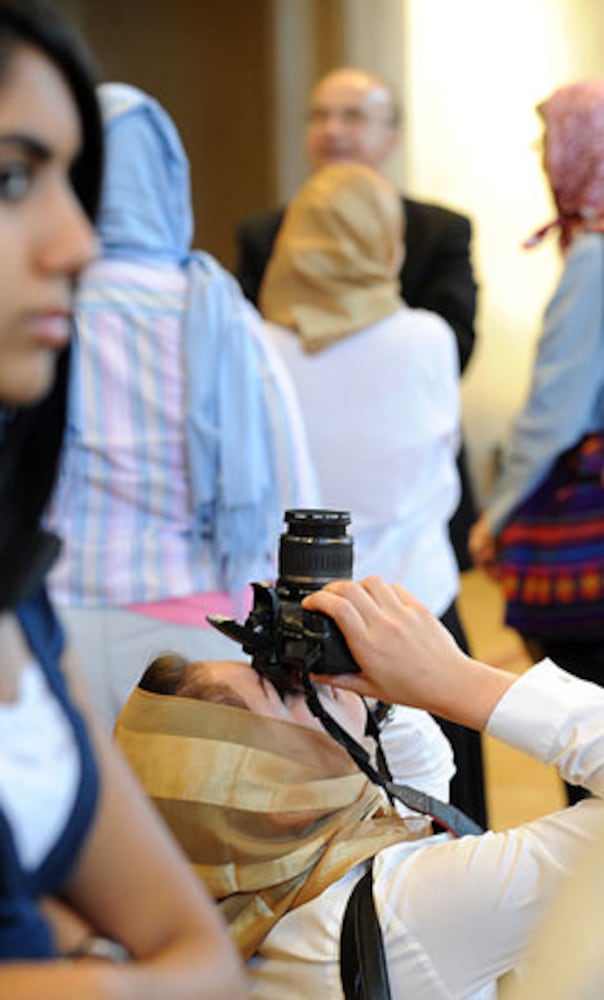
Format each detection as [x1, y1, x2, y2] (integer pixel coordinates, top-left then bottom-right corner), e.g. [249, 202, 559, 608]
[139, 654, 191, 696]
[0, 0, 103, 610]
[140, 654, 249, 710]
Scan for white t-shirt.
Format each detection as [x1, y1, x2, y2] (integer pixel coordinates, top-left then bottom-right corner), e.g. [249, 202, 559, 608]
[0, 660, 79, 870]
[265, 308, 460, 616]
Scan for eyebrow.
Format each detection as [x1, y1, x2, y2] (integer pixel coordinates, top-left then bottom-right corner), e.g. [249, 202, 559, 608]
[0, 133, 52, 161]
[187, 680, 249, 711]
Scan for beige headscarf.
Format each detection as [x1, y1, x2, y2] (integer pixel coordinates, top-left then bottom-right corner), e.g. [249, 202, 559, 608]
[260, 162, 404, 352]
[115, 686, 430, 959]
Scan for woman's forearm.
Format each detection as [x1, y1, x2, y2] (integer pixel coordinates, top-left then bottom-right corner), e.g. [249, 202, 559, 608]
[1, 938, 247, 1000]
[427, 654, 516, 730]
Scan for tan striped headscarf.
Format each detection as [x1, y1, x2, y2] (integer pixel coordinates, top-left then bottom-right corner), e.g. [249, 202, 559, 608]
[260, 162, 404, 352]
[115, 686, 430, 959]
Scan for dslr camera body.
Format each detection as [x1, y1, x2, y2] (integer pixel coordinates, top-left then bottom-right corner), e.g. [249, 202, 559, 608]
[208, 509, 359, 692]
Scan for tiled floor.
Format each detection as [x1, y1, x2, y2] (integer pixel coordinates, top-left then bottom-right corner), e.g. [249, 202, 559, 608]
[457, 569, 566, 830]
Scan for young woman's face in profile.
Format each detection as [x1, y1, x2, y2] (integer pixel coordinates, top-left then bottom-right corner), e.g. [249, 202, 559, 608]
[0, 44, 96, 406]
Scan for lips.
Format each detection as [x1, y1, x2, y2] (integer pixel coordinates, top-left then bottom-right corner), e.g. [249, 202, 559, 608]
[316, 147, 353, 164]
[26, 312, 71, 348]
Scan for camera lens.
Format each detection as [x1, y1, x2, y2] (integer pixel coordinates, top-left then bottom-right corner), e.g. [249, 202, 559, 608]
[277, 509, 353, 596]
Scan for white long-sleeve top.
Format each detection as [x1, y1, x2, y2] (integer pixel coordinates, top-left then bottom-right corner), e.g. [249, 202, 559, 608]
[247, 662, 604, 999]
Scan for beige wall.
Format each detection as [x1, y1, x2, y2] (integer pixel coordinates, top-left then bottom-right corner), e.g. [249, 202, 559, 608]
[402, 0, 604, 501]
[55, 0, 275, 269]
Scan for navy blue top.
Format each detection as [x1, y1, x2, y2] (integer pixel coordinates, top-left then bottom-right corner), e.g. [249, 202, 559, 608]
[0, 586, 99, 960]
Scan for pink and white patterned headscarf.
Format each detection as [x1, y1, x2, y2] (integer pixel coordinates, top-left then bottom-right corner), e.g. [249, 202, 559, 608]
[525, 79, 604, 250]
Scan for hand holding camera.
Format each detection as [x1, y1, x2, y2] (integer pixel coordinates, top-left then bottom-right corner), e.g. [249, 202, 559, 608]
[305, 576, 516, 732]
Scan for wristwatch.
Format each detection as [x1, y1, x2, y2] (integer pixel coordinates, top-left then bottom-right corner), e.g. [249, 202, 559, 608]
[65, 934, 129, 962]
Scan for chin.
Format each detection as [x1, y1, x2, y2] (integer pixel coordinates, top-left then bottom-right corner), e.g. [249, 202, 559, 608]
[0, 358, 56, 407]
[317, 152, 351, 166]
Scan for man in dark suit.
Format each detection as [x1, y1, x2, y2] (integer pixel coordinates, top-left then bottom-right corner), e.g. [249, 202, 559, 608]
[236, 67, 479, 565]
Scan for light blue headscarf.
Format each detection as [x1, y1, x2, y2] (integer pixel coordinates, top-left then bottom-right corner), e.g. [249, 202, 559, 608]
[92, 84, 279, 591]
[97, 82, 193, 262]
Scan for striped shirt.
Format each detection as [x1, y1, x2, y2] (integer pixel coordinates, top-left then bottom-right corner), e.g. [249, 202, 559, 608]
[48, 259, 317, 608]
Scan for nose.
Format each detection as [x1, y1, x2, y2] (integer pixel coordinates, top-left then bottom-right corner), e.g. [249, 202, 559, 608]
[320, 111, 345, 138]
[37, 182, 98, 278]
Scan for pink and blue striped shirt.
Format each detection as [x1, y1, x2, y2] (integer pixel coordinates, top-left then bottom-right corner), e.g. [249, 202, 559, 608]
[47, 258, 317, 618]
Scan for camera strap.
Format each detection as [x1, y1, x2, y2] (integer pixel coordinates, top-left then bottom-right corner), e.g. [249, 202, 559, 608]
[301, 669, 484, 839]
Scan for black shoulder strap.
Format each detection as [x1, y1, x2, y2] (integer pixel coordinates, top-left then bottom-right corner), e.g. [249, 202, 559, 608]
[302, 676, 484, 838]
[340, 866, 392, 1000]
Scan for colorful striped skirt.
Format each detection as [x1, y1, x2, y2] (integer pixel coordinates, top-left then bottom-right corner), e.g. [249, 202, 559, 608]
[498, 432, 604, 639]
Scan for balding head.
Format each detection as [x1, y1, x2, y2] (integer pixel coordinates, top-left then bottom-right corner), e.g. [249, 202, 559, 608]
[305, 67, 401, 172]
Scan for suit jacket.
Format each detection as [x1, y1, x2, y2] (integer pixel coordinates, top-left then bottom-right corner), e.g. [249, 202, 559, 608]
[235, 195, 478, 372]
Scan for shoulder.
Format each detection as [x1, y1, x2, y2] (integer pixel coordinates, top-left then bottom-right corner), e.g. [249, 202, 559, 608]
[236, 206, 286, 244]
[385, 303, 456, 338]
[15, 582, 65, 664]
[187, 250, 245, 299]
[378, 307, 458, 361]
[77, 259, 187, 305]
[403, 196, 471, 237]
[553, 232, 604, 306]
[566, 230, 604, 270]
[188, 249, 231, 280]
